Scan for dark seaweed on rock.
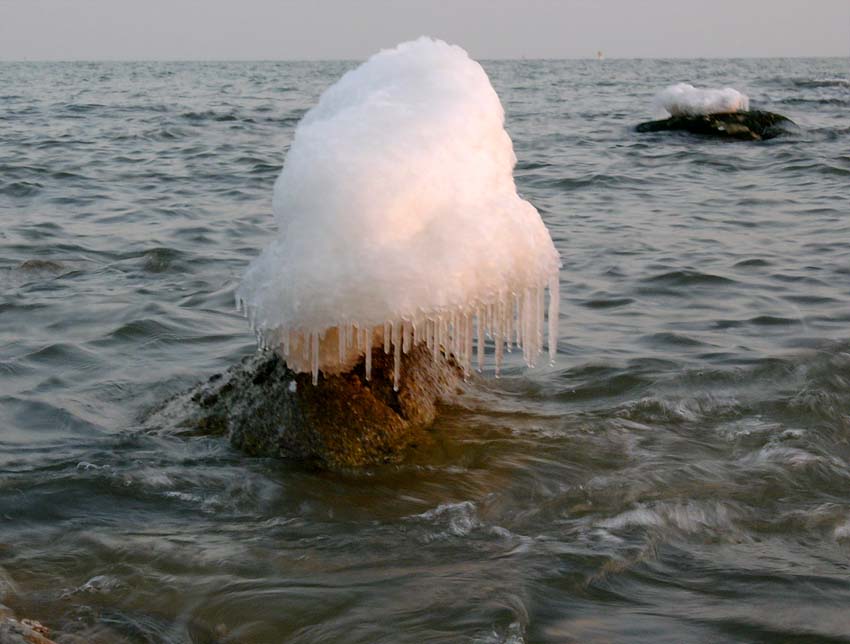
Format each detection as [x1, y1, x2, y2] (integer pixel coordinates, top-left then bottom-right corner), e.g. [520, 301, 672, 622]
[636, 110, 796, 141]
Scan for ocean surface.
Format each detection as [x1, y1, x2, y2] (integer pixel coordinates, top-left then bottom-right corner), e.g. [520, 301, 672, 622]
[1, 57, 849, 643]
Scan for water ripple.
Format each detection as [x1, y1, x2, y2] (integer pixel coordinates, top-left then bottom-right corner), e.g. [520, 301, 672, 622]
[1, 57, 849, 644]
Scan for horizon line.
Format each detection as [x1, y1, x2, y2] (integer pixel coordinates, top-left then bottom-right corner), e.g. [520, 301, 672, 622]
[1, 54, 847, 64]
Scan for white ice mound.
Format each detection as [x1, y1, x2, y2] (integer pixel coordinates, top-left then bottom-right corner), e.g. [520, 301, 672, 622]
[236, 37, 561, 387]
[656, 83, 750, 117]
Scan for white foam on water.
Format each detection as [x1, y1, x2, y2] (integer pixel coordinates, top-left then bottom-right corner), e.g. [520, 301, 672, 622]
[834, 520, 850, 541]
[656, 82, 750, 117]
[236, 37, 561, 387]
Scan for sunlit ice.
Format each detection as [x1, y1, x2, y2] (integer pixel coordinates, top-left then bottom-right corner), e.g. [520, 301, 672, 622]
[237, 37, 561, 388]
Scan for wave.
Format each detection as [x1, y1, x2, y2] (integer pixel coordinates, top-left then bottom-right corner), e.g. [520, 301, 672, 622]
[791, 78, 850, 88]
[778, 97, 850, 107]
[61, 102, 107, 113]
[580, 296, 634, 310]
[642, 270, 736, 287]
[597, 500, 737, 536]
[180, 110, 255, 124]
[0, 180, 42, 197]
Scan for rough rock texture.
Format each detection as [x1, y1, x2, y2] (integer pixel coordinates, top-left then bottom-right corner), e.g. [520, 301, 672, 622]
[635, 110, 795, 141]
[0, 569, 229, 643]
[147, 343, 464, 468]
[0, 613, 57, 644]
[0, 570, 57, 644]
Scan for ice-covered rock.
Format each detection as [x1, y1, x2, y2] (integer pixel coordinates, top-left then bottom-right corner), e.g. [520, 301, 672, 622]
[655, 83, 749, 116]
[236, 37, 561, 389]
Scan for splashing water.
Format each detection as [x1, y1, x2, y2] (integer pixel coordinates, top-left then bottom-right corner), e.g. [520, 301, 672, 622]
[655, 82, 750, 116]
[236, 38, 561, 388]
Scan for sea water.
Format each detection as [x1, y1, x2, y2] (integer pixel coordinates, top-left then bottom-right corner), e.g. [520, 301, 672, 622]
[1, 57, 849, 643]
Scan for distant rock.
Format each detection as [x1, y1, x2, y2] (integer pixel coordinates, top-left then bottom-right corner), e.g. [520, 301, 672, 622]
[635, 110, 795, 141]
[146, 344, 464, 469]
[16, 260, 65, 273]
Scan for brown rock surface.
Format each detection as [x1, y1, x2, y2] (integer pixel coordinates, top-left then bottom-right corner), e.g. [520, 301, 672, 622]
[0, 613, 57, 644]
[147, 343, 464, 468]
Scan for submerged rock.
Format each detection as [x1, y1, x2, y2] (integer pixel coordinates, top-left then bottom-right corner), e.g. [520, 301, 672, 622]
[0, 612, 57, 644]
[17, 260, 65, 273]
[635, 110, 795, 141]
[0, 573, 57, 644]
[146, 344, 464, 468]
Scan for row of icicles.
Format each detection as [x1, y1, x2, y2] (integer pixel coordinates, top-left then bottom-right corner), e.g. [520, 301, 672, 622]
[239, 278, 559, 390]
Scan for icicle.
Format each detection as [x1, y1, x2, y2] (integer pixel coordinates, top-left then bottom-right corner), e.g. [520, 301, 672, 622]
[527, 291, 534, 362]
[501, 295, 510, 354]
[413, 320, 420, 347]
[392, 319, 402, 391]
[439, 316, 447, 356]
[548, 276, 559, 365]
[311, 332, 320, 385]
[516, 293, 523, 349]
[523, 287, 533, 365]
[457, 313, 464, 367]
[505, 295, 513, 352]
[453, 312, 460, 363]
[431, 318, 439, 361]
[455, 313, 466, 369]
[529, 287, 539, 366]
[494, 316, 503, 378]
[402, 320, 411, 354]
[447, 312, 454, 357]
[384, 321, 391, 354]
[338, 324, 345, 365]
[464, 313, 473, 377]
[536, 286, 544, 359]
[452, 311, 460, 358]
[365, 329, 372, 381]
[426, 318, 433, 349]
[476, 310, 484, 372]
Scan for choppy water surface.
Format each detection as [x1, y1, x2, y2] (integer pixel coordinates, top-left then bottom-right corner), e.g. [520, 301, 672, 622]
[2, 58, 850, 643]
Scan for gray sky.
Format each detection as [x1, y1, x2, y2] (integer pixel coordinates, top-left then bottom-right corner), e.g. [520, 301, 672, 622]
[1, 0, 848, 61]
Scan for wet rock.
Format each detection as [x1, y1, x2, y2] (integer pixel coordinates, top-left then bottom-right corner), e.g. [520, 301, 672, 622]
[0, 613, 57, 644]
[635, 110, 795, 141]
[147, 343, 464, 468]
[141, 247, 182, 273]
[17, 260, 65, 273]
